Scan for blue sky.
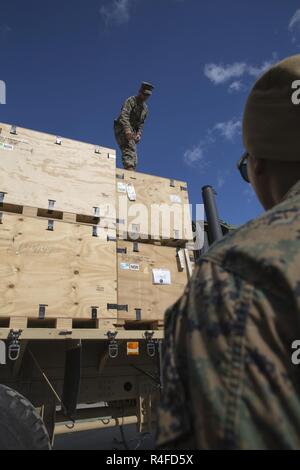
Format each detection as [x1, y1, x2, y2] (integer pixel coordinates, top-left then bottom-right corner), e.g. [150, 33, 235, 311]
[1, 0, 300, 225]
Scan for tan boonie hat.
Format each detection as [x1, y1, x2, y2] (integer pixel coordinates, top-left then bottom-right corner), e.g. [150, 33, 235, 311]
[243, 54, 300, 162]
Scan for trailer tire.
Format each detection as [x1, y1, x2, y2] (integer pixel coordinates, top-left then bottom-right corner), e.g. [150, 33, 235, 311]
[0, 385, 51, 450]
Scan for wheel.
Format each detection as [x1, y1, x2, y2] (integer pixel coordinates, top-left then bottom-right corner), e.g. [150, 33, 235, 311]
[0, 385, 51, 450]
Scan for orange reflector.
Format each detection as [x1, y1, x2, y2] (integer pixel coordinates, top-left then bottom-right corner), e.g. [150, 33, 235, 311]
[127, 341, 139, 356]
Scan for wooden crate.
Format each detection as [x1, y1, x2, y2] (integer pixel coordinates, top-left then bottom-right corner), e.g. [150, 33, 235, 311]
[117, 240, 193, 323]
[116, 169, 193, 243]
[0, 122, 116, 218]
[0, 212, 117, 326]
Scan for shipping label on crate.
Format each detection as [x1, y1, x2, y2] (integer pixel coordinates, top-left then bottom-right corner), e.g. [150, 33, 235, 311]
[152, 269, 171, 285]
[0, 142, 14, 151]
[120, 262, 130, 270]
[126, 183, 136, 201]
[120, 262, 140, 271]
[117, 182, 127, 193]
[170, 194, 182, 204]
[130, 263, 140, 271]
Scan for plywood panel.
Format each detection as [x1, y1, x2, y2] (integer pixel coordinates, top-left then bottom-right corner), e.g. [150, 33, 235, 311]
[0, 122, 116, 217]
[116, 168, 193, 242]
[0, 213, 117, 320]
[117, 240, 190, 321]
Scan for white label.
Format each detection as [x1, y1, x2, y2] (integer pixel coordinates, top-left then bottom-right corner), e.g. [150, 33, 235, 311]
[152, 269, 171, 285]
[120, 262, 130, 270]
[127, 183, 136, 201]
[130, 264, 140, 271]
[170, 194, 182, 203]
[117, 182, 127, 193]
[0, 142, 13, 151]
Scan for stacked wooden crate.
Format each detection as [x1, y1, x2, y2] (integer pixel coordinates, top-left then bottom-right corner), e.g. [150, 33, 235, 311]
[115, 168, 194, 329]
[0, 123, 194, 332]
[0, 123, 118, 331]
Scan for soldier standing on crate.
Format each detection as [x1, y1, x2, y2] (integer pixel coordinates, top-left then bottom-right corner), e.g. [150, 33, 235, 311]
[114, 82, 154, 171]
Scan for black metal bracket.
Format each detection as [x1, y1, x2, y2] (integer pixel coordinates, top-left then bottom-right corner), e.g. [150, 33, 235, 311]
[135, 308, 142, 321]
[144, 331, 156, 358]
[107, 304, 128, 312]
[8, 329, 22, 361]
[91, 306, 99, 320]
[106, 331, 119, 359]
[39, 304, 48, 319]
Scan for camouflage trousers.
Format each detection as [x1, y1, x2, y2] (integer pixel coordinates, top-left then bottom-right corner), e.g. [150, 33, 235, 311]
[114, 122, 138, 170]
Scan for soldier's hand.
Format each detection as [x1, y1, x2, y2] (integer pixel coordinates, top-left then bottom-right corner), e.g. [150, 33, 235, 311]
[125, 131, 134, 141]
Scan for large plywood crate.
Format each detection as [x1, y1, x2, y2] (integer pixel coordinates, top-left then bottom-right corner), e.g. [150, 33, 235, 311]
[0, 212, 117, 329]
[117, 240, 193, 324]
[0, 122, 116, 219]
[116, 168, 193, 244]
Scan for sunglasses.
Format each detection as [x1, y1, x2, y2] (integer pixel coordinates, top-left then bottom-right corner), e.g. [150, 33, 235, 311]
[237, 151, 250, 183]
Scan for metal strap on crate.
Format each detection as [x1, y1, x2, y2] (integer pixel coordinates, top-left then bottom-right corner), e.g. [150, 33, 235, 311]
[91, 306, 99, 320]
[107, 304, 128, 311]
[135, 308, 142, 321]
[39, 304, 48, 319]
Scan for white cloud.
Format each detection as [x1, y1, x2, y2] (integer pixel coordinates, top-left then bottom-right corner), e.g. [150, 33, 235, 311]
[204, 62, 246, 85]
[183, 118, 241, 168]
[247, 59, 275, 77]
[100, 0, 133, 25]
[183, 143, 206, 167]
[204, 56, 277, 92]
[214, 119, 242, 141]
[228, 80, 244, 93]
[217, 173, 225, 189]
[288, 9, 300, 43]
[289, 9, 300, 32]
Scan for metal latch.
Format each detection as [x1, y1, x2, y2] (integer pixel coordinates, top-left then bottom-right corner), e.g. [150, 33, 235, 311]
[107, 331, 118, 359]
[48, 199, 56, 211]
[145, 331, 156, 358]
[91, 306, 98, 320]
[8, 329, 22, 361]
[47, 220, 54, 231]
[93, 207, 100, 217]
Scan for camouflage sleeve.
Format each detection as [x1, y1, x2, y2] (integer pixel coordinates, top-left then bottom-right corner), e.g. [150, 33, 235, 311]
[157, 259, 300, 449]
[118, 97, 134, 133]
[137, 106, 148, 136]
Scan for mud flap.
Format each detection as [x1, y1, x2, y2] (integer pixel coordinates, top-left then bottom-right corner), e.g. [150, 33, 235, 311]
[62, 342, 82, 419]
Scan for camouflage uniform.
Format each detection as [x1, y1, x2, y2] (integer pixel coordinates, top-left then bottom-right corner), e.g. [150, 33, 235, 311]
[114, 96, 148, 170]
[157, 180, 300, 449]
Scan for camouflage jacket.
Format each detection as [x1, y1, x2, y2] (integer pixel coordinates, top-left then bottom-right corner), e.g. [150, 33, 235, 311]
[115, 96, 148, 135]
[157, 180, 300, 450]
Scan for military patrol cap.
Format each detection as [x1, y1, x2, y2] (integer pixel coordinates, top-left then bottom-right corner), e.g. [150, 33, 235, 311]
[243, 54, 300, 162]
[140, 81, 154, 95]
